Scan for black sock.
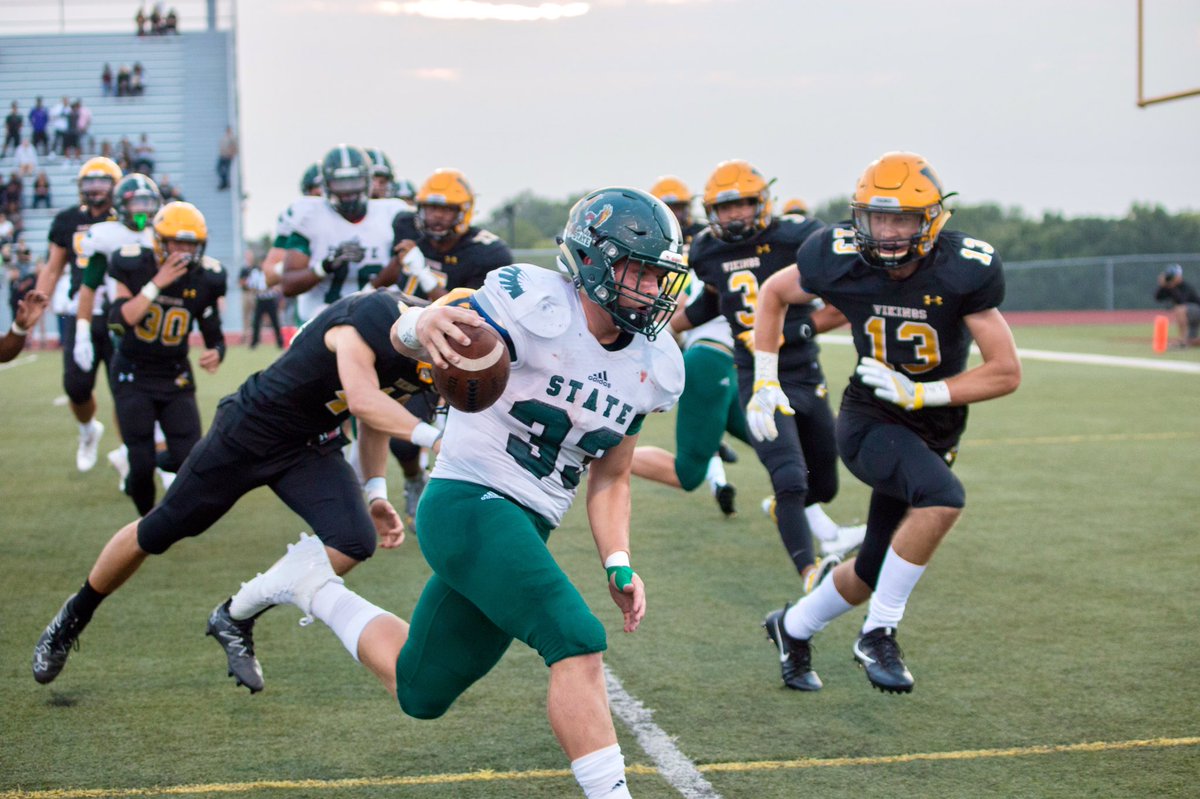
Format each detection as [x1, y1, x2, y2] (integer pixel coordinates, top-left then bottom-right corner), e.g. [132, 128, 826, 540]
[68, 580, 108, 624]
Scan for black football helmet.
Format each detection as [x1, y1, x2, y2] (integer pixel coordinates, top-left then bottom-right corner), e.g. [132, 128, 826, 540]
[557, 187, 687, 339]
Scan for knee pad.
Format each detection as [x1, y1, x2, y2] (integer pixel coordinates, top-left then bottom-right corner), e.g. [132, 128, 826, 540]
[534, 610, 607, 667]
[912, 469, 966, 509]
[769, 461, 809, 501]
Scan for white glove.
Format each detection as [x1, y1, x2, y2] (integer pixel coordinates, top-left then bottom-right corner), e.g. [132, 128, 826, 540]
[745, 351, 794, 442]
[856, 357, 950, 411]
[73, 318, 94, 372]
[401, 246, 438, 293]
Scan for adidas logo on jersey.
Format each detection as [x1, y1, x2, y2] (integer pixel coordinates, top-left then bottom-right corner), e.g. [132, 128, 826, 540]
[480, 491, 503, 501]
[588, 370, 611, 388]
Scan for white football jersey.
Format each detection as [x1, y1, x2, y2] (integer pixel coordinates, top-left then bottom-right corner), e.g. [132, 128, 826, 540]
[79, 221, 154, 315]
[288, 197, 407, 322]
[431, 265, 685, 526]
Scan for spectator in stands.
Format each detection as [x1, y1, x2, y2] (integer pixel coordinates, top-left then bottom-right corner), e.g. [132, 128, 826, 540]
[117, 65, 132, 97]
[132, 133, 155, 175]
[150, 3, 162, 33]
[28, 98, 48, 157]
[3, 102, 22, 158]
[158, 173, 182, 201]
[131, 63, 145, 96]
[4, 173, 23, 215]
[216, 127, 237, 190]
[74, 100, 92, 156]
[1155, 264, 1200, 348]
[135, 6, 147, 35]
[0, 211, 13, 245]
[165, 8, 179, 33]
[50, 97, 71, 156]
[15, 138, 38, 177]
[62, 102, 81, 163]
[102, 64, 114, 96]
[31, 171, 51, 209]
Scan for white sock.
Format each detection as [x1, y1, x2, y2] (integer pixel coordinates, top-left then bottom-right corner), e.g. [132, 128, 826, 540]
[571, 744, 631, 798]
[804, 504, 839, 542]
[863, 546, 926, 633]
[79, 420, 96, 436]
[784, 574, 854, 640]
[309, 581, 389, 662]
[705, 455, 726, 494]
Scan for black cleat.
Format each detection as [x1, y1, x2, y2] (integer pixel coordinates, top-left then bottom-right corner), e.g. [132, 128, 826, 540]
[763, 605, 822, 691]
[717, 441, 738, 463]
[206, 599, 264, 693]
[33, 596, 87, 685]
[715, 483, 737, 517]
[853, 626, 914, 694]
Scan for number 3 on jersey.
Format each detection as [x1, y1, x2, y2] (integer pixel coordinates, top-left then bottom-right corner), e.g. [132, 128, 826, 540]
[865, 316, 941, 375]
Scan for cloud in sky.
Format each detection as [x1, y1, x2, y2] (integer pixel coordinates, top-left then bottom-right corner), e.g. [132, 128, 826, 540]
[372, 0, 590, 21]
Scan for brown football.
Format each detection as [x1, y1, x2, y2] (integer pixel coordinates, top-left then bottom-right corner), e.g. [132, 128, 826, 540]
[431, 322, 510, 413]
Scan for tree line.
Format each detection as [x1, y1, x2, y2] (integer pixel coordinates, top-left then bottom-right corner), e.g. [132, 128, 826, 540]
[479, 192, 1200, 262]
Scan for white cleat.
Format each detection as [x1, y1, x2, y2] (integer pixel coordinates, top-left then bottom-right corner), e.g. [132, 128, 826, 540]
[156, 467, 177, 492]
[76, 421, 104, 472]
[820, 524, 867, 559]
[107, 446, 130, 490]
[228, 533, 342, 624]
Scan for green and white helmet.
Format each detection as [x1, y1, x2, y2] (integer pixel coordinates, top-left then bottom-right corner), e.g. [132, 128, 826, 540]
[557, 186, 687, 339]
[321, 144, 371, 221]
[112, 173, 162, 232]
[300, 162, 323, 195]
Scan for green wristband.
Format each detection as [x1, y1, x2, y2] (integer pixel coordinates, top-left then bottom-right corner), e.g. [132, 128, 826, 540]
[606, 565, 635, 591]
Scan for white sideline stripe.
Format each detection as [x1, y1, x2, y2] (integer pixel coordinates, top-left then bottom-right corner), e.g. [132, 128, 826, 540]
[0, 353, 37, 371]
[822, 334, 1200, 374]
[605, 665, 723, 799]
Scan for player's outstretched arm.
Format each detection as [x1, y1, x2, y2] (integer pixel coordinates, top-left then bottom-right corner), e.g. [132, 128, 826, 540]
[0, 290, 47, 363]
[587, 435, 645, 633]
[357, 419, 405, 549]
[392, 303, 482, 368]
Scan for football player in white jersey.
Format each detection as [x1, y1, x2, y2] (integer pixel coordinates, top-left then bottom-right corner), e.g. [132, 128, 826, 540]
[280, 144, 408, 323]
[262, 162, 324, 291]
[230, 187, 688, 799]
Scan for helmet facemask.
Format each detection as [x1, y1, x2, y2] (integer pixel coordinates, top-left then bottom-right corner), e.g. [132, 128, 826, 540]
[80, 176, 115, 212]
[850, 202, 941, 270]
[416, 202, 465, 243]
[326, 173, 369, 222]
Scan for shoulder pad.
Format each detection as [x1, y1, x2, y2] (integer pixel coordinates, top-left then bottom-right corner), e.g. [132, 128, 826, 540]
[118, 243, 143, 258]
[200, 255, 224, 273]
[485, 265, 572, 338]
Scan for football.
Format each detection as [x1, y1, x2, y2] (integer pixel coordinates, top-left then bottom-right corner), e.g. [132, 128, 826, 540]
[431, 322, 510, 413]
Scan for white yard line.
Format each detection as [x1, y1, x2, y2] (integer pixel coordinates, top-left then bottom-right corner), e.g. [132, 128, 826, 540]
[0, 353, 38, 371]
[605, 665, 723, 799]
[821, 334, 1200, 374]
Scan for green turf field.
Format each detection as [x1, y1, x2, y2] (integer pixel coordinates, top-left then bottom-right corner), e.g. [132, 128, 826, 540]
[2, 325, 1197, 799]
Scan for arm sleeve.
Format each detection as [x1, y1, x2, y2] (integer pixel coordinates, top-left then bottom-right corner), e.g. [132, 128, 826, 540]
[684, 285, 720, 327]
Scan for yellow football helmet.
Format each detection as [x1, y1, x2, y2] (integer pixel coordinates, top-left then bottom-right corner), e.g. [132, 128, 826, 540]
[649, 175, 693, 226]
[416, 168, 475, 241]
[782, 198, 809, 216]
[850, 151, 950, 269]
[153, 201, 208, 264]
[77, 156, 122, 210]
[702, 159, 772, 242]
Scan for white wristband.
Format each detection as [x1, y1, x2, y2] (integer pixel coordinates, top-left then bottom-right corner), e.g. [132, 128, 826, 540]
[604, 551, 631, 569]
[416, 269, 439, 293]
[11, 320, 29, 336]
[75, 318, 90, 335]
[140, 282, 160, 301]
[363, 476, 388, 504]
[310, 260, 327, 279]
[272, 259, 286, 278]
[921, 380, 952, 408]
[753, 351, 780, 386]
[392, 305, 426, 352]
[410, 420, 442, 449]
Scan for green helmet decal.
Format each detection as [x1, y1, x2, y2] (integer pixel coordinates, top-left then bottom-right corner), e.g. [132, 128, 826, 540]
[112, 174, 163, 232]
[557, 186, 687, 339]
[321, 144, 371, 221]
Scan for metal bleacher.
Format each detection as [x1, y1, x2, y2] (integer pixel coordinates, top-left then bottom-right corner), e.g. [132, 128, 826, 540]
[0, 25, 242, 331]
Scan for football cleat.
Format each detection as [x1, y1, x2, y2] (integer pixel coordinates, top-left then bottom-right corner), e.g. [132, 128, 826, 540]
[33, 596, 87, 684]
[820, 524, 867, 559]
[716, 441, 739, 464]
[803, 554, 840, 595]
[76, 420, 104, 472]
[761, 495, 776, 523]
[714, 483, 737, 517]
[206, 599, 264, 693]
[763, 605, 822, 691]
[227, 533, 342, 624]
[853, 626, 914, 694]
[156, 467, 177, 492]
[107, 445, 130, 490]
